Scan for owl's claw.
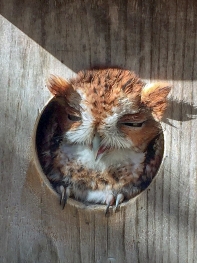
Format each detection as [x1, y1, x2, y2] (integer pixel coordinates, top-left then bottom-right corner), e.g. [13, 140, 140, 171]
[59, 185, 67, 209]
[105, 193, 115, 216]
[105, 203, 110, 216]
[114, 193, 124, 212]
[59, 185, 70, 209]
[104, 193, 125, 215]
[60, 195, 67, 209]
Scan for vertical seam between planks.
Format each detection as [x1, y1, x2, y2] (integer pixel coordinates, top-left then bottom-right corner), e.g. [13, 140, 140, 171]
[122, 207, 126, 263]
[179, 1, 189, 262]
[170, 1, 178, 262]
[136, 198, 140, 263]
[82, 0, 92, 67]
[77, 208, 82, 263]
[190, 14, 197, 261]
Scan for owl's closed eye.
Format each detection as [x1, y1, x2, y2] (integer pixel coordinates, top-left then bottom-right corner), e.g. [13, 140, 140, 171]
[38, 68, 171, 214]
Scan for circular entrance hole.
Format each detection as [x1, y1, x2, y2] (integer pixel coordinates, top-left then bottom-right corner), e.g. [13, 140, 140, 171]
[33, 98, 164, 212]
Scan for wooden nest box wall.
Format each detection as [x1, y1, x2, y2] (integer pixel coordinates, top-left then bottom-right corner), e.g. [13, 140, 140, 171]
[0, 1, 197, 262]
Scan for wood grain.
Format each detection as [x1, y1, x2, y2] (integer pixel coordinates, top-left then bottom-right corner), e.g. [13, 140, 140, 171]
[0, 0, 197, 262]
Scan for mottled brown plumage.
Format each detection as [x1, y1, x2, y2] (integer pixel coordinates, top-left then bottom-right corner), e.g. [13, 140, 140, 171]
[37, 68, 171, 213]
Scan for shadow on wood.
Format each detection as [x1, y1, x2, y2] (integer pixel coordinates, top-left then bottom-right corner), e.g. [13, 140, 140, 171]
[1, 0, 197, 79]
[0, 0, 197, 262]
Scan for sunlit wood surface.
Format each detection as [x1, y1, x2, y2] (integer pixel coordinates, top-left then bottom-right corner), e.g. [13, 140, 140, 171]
[0, 1, 197, 262]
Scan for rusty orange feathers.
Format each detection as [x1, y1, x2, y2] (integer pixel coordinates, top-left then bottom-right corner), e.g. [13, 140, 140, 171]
[37, 68, 171, 213]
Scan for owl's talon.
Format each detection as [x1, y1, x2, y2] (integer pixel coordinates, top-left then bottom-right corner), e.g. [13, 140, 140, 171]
[105, 203, 110, 216]
[115, 193, 124, 212]
[105, 193, 115, 216]
[60, 193, 67, 209]
[59, 185, 70, 209]
[59, 185, 66, 209]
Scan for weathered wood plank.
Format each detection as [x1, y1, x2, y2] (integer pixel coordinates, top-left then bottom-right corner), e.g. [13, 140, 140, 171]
[0, 0, 197, 262]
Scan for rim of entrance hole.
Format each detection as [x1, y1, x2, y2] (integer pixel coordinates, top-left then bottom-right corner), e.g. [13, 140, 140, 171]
[32, 97, 166, 212]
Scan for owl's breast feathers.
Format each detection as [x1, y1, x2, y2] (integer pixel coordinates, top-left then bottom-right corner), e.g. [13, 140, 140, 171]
[53, 142, 145, 190]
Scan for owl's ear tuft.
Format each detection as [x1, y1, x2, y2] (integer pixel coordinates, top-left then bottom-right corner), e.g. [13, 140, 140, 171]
[46, 75, 73, 96]
[141, 82, 171, 121]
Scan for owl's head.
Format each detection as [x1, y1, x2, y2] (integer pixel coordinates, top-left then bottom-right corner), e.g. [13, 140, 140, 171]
[47, 69, 171, 159]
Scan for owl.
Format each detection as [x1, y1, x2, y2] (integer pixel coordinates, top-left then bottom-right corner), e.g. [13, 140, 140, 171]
[37, 68, 171, 214]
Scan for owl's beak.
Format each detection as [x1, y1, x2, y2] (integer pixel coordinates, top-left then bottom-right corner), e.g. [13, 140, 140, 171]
[92, 133, 107, 161]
